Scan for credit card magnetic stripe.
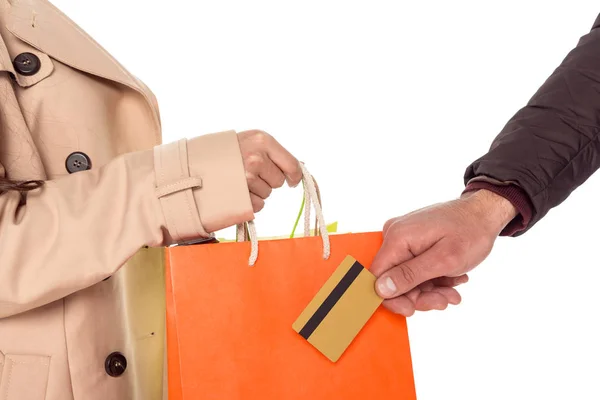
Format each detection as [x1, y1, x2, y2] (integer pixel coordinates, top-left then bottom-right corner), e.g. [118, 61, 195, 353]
[297, 260, 364, 339]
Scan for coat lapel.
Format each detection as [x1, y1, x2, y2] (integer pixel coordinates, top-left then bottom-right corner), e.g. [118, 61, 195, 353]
[6, 0, 159, 123]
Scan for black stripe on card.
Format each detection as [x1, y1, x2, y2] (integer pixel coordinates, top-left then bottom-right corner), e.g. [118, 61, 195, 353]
[298, 261, 364, 340]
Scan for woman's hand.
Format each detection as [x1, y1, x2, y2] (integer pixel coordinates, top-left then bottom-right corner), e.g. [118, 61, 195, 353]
[238, 130, 302, 212]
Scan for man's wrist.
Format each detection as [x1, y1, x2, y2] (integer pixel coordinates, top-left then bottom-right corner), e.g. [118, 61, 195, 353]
[461, 189, 518, 235]
[462, 178, 534, 236]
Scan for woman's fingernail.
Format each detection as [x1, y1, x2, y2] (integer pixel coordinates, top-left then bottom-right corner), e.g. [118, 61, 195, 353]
[457, 276, 469, 285]
[285, 176, 298, 188]
[377, 276, 397, 297]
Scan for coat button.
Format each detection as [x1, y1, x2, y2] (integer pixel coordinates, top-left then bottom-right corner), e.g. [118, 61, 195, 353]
[65, 152, 91, 173]
[13, 52, 41, 76]
[105, 352, 127, 377]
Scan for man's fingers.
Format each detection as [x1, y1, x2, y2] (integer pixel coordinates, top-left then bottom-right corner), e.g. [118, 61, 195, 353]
[414, 291, 449, 311]
[370, 234, 414, 277]
[382, 296, 416, 317]
[265, 137, 302, 187]
[259, 158, 286, 189]
[382, 218, 400, 237]
[404, 287, 422, 304]
[431, 275, 469, 287]
[386, 286, 462, 315]
[375, 242, 454, 299]
[429, 287, 461, 305]
[384, 275, 464, 315]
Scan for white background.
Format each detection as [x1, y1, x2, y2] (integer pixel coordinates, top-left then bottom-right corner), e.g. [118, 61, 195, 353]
[53, 1, 600, 398]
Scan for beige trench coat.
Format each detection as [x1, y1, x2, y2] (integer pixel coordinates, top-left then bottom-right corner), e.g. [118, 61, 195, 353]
[0, 0, 254, 399]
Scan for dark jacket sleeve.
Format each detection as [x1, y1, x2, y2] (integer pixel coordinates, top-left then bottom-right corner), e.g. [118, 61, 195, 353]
[464, 14, 600, 236]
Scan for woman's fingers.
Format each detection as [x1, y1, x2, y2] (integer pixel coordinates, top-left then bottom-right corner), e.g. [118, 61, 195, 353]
[260, 158, 286, 189]
[238, 130, 302, 213]
[247, 174, 272, 199]
[250, 193, 265, 212]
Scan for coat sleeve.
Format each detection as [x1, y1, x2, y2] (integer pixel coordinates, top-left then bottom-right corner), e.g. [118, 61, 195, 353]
[464, 14, 600, 235]
[0, 130, 253, 318]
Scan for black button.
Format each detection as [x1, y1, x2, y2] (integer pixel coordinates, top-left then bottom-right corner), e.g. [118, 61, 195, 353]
[13, 53, 41, 76]
[65, 152, 91, 173]
[105, 352, 127, 377]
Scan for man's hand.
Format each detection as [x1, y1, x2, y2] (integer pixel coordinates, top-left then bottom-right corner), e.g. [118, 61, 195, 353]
[371, 189, 518, 316]
[238, 130, 303, 212]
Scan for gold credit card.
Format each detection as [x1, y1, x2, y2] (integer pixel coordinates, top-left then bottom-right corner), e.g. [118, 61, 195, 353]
[292, 255, 383, 362]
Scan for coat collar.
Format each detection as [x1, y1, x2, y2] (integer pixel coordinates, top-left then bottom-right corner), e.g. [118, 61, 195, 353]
[6, 0, 159, 124]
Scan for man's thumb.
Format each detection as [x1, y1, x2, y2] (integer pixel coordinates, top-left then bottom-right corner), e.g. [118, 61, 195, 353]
[375, 245, 446, 298]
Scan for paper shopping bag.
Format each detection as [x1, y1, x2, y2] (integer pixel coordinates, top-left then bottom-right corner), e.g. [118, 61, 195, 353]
[165, 166, 416, 400]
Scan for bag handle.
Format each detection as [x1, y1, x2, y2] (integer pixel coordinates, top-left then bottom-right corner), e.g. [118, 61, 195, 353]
[289, 175, 322, 240]
[235, 163, 331, 266]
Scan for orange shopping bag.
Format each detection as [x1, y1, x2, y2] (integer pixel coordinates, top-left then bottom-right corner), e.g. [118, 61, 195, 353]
[165, 165, 416, 400]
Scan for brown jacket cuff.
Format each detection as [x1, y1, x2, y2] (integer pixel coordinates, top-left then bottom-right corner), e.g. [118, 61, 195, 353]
[463, 181, 533, 236]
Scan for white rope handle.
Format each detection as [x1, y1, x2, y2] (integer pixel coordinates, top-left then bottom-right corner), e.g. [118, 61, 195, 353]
[236, 163, 330, 266]
[300, 163, 330, 259]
